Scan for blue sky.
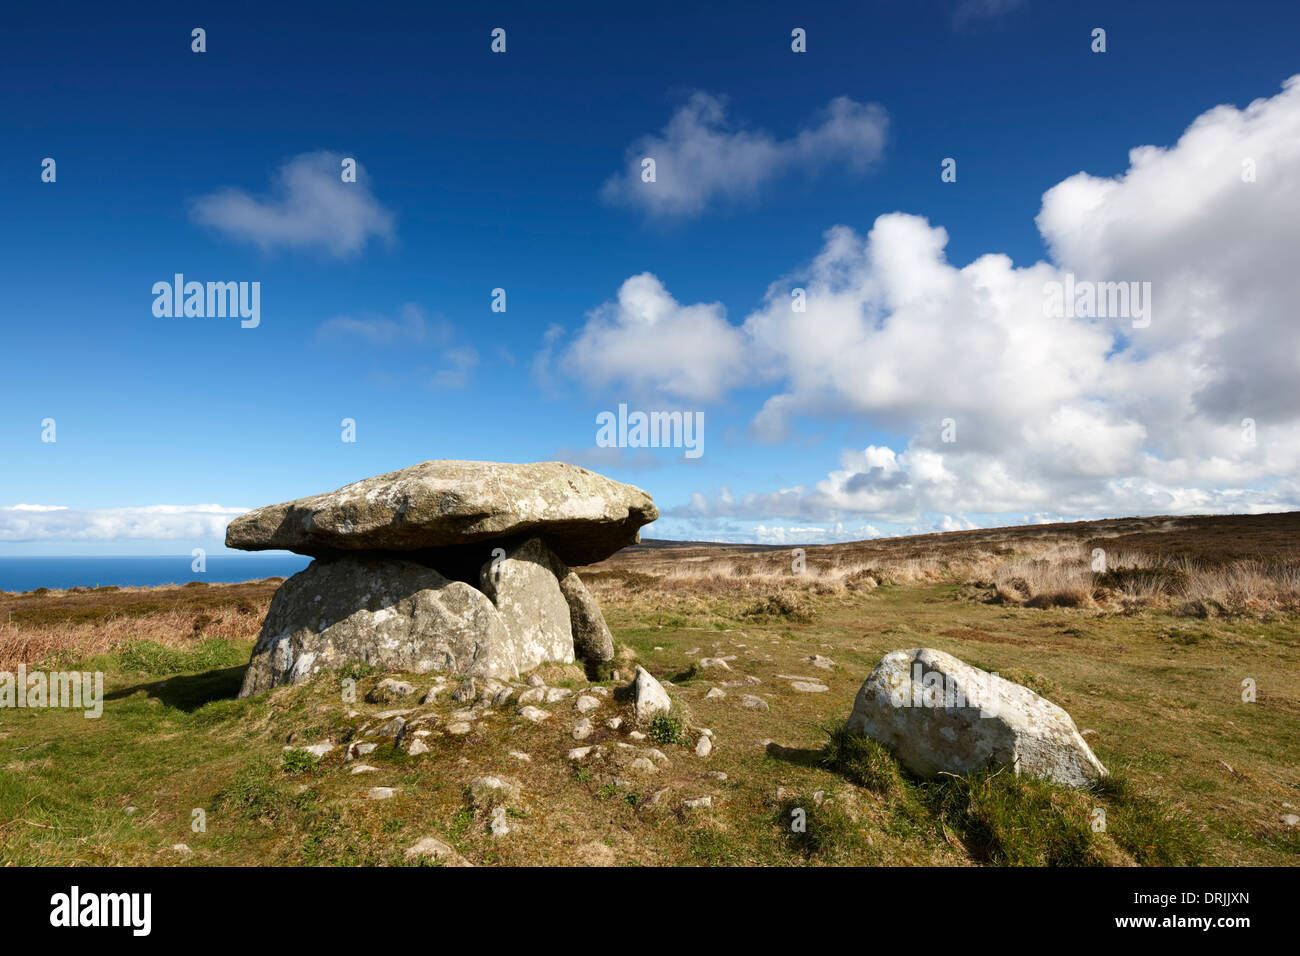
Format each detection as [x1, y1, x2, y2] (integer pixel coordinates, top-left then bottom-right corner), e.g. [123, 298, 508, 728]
[3, 0, 1299, 555]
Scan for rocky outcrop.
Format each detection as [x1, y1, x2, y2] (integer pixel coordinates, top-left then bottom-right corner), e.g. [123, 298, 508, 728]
[843, 648, 1107, 788]
[230, 461, 655, 697]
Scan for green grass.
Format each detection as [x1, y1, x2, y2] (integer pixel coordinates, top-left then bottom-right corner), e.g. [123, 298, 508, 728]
[1, 572, 1296, 866]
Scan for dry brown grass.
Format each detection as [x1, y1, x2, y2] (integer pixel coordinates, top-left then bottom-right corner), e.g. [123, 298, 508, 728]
[0, 580, 276, 670]
[587, 512, 1300, 618]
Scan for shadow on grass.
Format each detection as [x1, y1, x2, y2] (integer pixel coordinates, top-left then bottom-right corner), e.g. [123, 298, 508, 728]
[106, 665, 246, 712]
[763, 741, 823, 768]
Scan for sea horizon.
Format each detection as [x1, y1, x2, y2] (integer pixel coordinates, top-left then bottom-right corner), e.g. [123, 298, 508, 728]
[0, 554, 313, 592]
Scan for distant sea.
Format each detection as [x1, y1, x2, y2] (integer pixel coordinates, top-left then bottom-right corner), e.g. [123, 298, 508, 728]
[0, 555, 312, 593]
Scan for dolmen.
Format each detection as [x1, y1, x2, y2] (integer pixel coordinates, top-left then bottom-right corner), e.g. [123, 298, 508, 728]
[226, 460, 657, 697]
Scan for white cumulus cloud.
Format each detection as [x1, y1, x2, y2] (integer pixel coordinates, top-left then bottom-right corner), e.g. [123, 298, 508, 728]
[594, 76, 1300, 530]
[601, 93, 888, 219]
[191, 151, 395, 257]
[0, 505, 248, 542]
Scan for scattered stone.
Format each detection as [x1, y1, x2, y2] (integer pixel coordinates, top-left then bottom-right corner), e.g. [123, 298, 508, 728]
[518, 705, 550, 723]
[452, 678, 477, 703]
[632, 666, 672, 719]
[518, 687, 546, 705]
[706, 771, 728, 781]
[446, 721, 473, 735]
[545, 687, 572, 703]
[1282, 814, 1300, 827]
[606, 716, 623, 730]
[407, 738, 430, 756]
[806, 655, 836, 670]
[469, 776, 521, 810]
[587, 686, 610, 697]
[575, 695, 600, 713]
[644, 748, 670, 765]
[704, 687, 726, 699]
[367, 678, 416, 703]
[367, 787, 396, 800]
[790, 681, 829, 693]
[350, 764, 379, 774]
[347, 741, 378, 760]
[741, 695, 769, 711]
[170, 844, 193, 854]
[699, 657, 733, 671]
[491, 687, 515, 707]
[629, 757, 656, 773]
[844, 648, 1108, 788]
[376, 716, 407, 738]
[572, 718, 594, 741]
[404, 837, 472, 866]
[628, 731, 647, 741]
[527, 674, 545, 687]
[568, 745, 603, 761]
[509, 750, 532, 762]
[284, 741, 334, 758]
[695, 736, 713, 758]
[682, 797, 713, 811]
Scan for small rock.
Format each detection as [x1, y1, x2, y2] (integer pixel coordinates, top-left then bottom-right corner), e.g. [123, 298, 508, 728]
[575, 695, 601, 713]
[527, 674, 545, 687]
[470, 776, 521, 809]
[284, 741, 334, 758]
[517, 687, 546, 705]
[545, 687, 572, 703]
[706, 771, 728, 781]
[742, 695, 770, 711]
[350, 763, 379, 774]
[695, 736, 713, 758]
[606, 716, 623, 730]
[807, 655, 835, 670]
[452, 678, 477, 703]
[347, 741, 378, 760]
[568, 745, 602, 761]
[376, 716, 407, 738]
[699, 657, 732, 671]
[170, 843, 193, 854]
[508, 750, 532, 762]
[367, 678, 416, 704]
[446, 721, 473, 735]
[367, 787, 396, 800]
[790, 681, 828, 693]
[629, 757, 656, 773]
[518, 705, 550, 723]
[705, 687, 726, 699]
[682, 796, 713, 811]
[404, 837, 472, 866]
[632, 666, 672, 719]
[407, 738, 430, 756]
[572, 718, 594, 740]
[628, 730, 647, 741]
[1282, 814, 1300, 827]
